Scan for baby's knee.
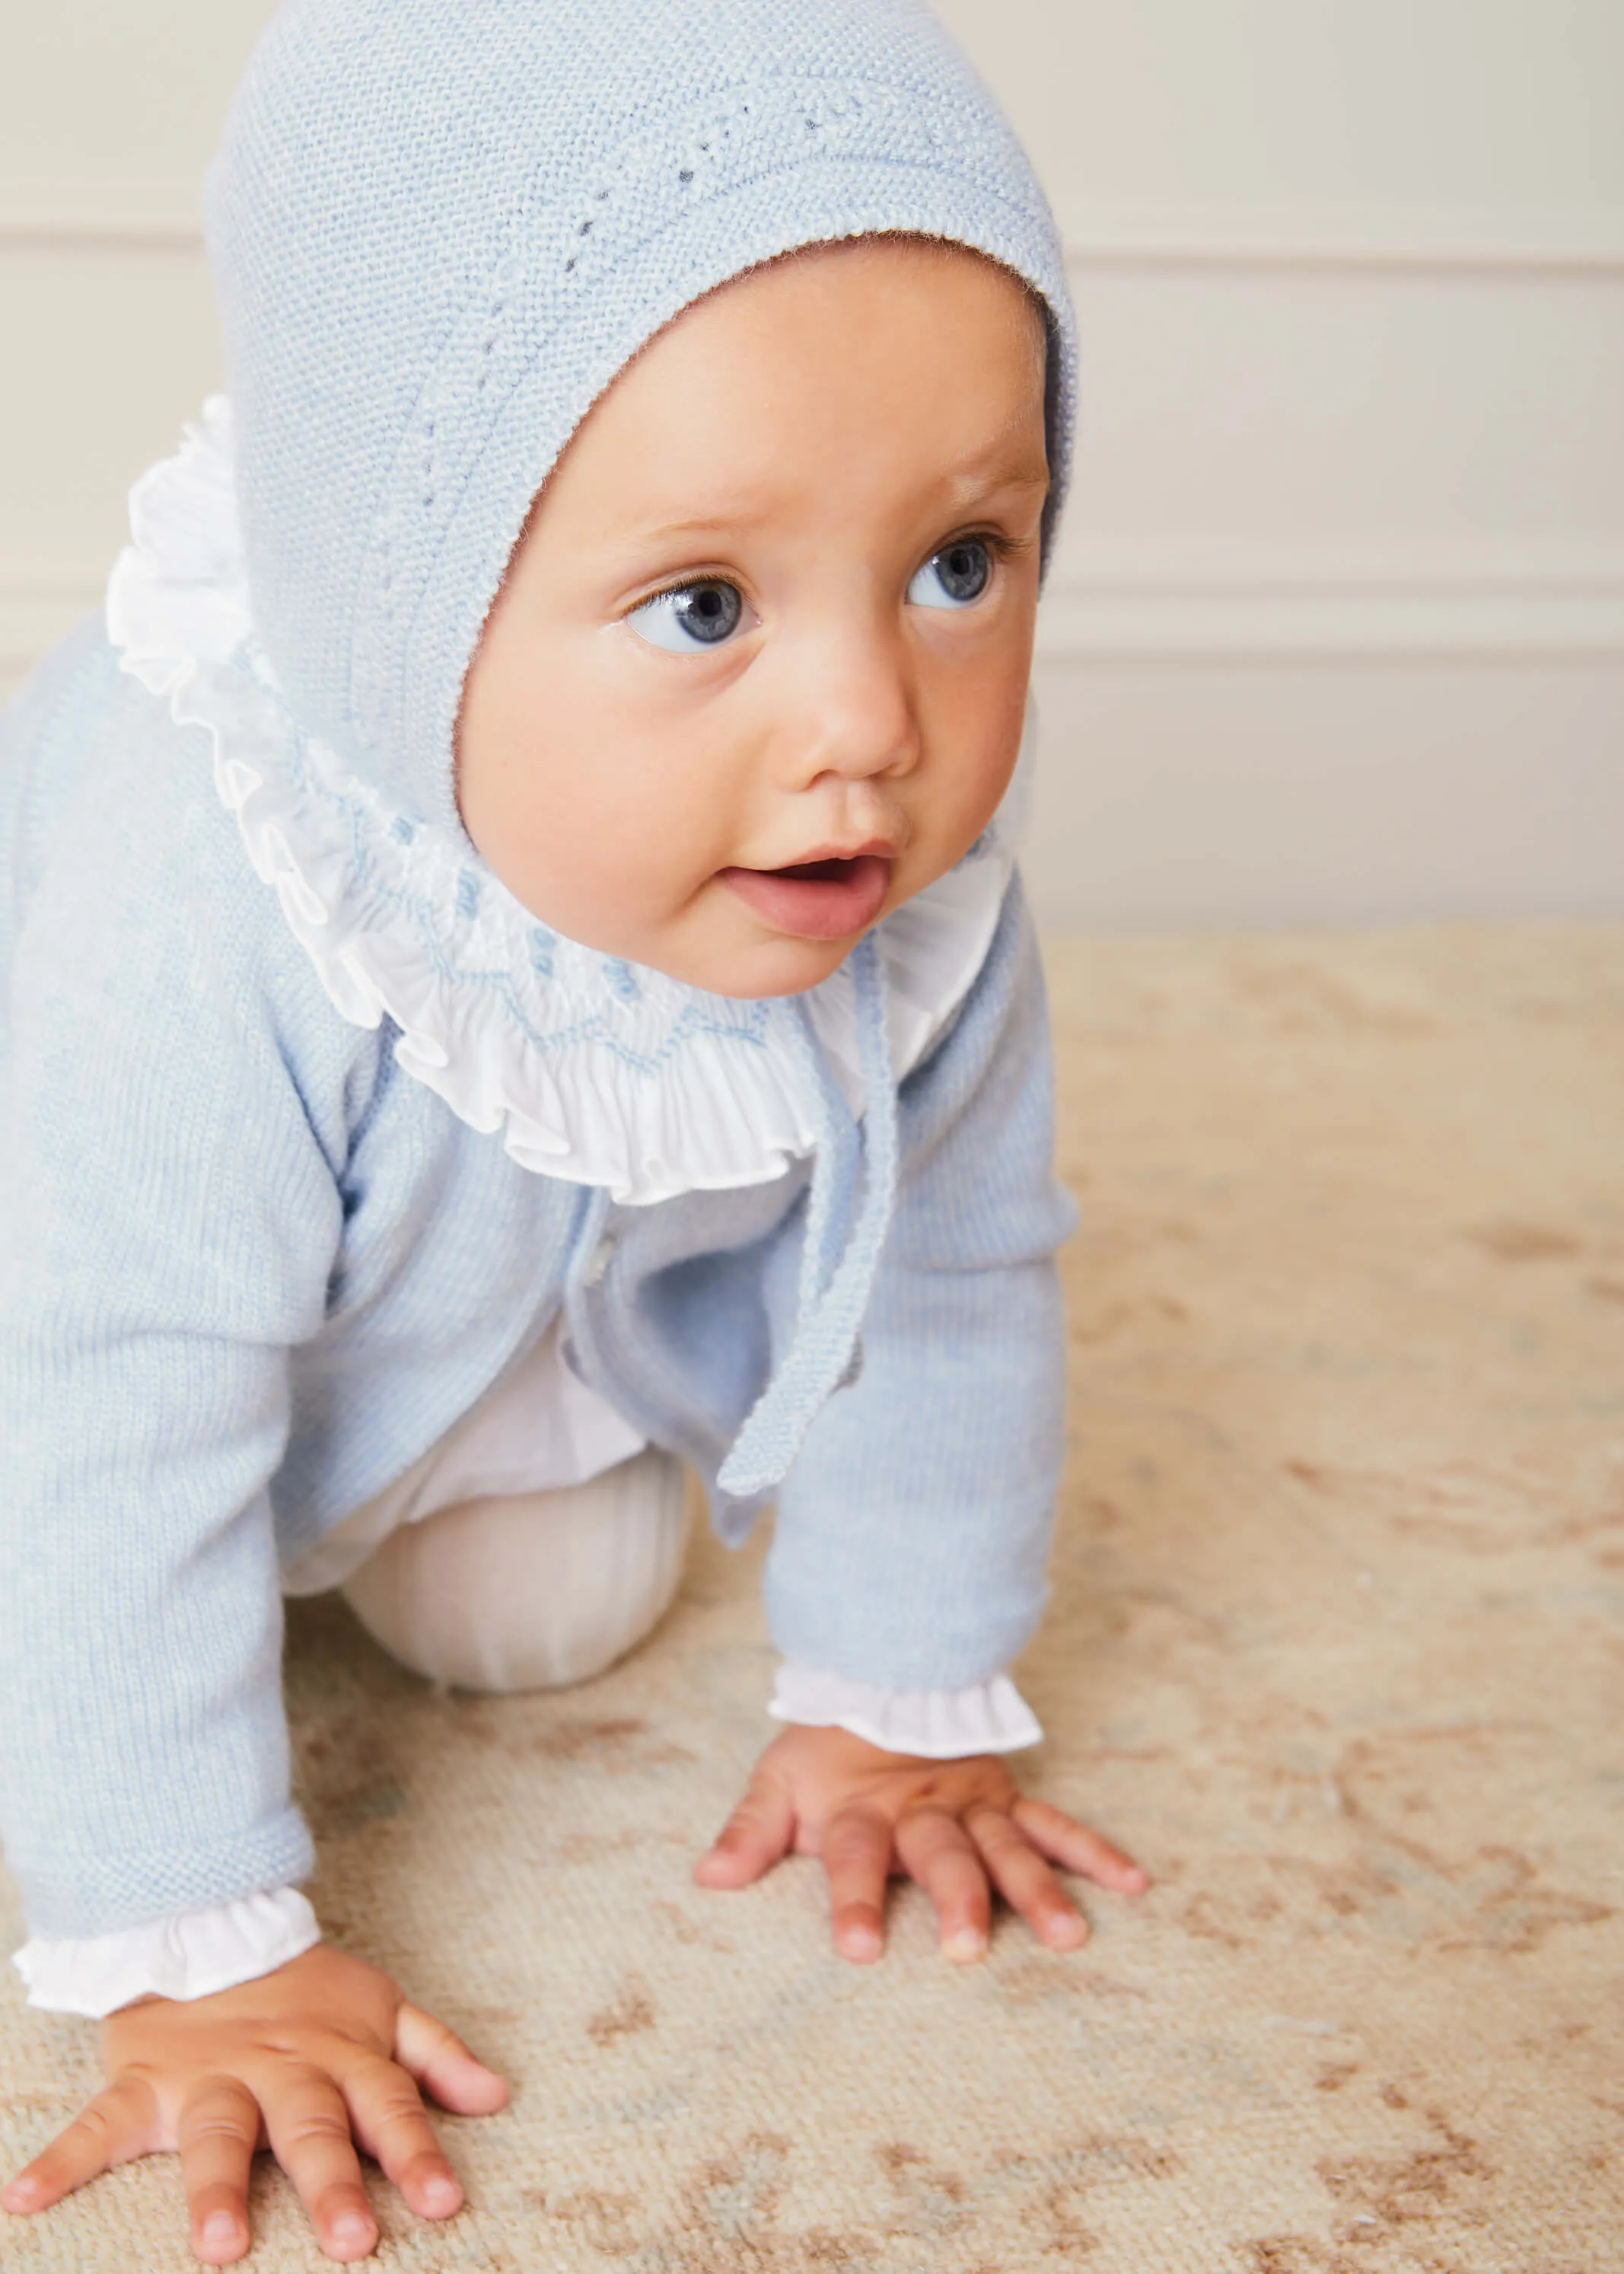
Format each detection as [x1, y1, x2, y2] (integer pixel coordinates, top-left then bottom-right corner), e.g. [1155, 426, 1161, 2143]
[339, 1448, 691, 1693]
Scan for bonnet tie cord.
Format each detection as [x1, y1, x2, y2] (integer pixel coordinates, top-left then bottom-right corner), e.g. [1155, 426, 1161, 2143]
[788, 979, 861, 1333]
[717, 932, 899, 1498]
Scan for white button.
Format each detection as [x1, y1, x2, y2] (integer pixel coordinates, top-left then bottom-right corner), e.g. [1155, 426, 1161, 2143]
[582, 1233, 616, 1288]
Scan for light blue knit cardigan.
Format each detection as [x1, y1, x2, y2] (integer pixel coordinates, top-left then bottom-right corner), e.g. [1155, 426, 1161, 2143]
[0, 0, 1078, 1941]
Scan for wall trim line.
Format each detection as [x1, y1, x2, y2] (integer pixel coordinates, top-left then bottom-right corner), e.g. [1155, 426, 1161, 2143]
[4, 191, 1623, 276]
[7, 575, 1622, 681]
[1054, 199, 1624, 279]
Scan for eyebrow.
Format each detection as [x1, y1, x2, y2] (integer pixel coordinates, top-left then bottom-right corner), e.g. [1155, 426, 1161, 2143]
[941, 462, 1051, 508]
[629, 461, 1051, 548]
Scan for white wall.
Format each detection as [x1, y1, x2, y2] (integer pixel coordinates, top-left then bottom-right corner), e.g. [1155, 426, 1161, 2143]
[3, 0, 1622, 927]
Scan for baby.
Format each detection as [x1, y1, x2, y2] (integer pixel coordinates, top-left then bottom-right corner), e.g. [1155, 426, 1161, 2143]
[0, 0, 1145, 2262]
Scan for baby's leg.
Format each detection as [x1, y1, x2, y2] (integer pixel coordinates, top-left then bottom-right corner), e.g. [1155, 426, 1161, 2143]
[340, 1448, 690, 1692]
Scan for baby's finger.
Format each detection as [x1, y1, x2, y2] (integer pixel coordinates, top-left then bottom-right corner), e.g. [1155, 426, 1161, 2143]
[692, 1773, 796, 1889]
[258, 2070, 376, 2262]
[338, 2052, 463, 2222]
[966, 1805, 1089, 1951]
[2, 2076, 158, 2214]
[820, 1803, 893, 1963]
[393, 2003, 509, 2116]
[177, 2075, 262, 2265]
[893, 1807, 991, 1962]
[1010, 1797, 1150, 1892]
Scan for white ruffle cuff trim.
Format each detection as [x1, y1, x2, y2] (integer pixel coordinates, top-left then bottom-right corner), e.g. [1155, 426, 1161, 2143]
[14, 1661, 1041, 2012]
[13, 1888, 321, 2019]
[769, 1661, 1043, 1756]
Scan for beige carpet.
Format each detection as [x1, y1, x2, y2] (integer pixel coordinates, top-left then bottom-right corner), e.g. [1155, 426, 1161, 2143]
[4, 920, 1622, 2271]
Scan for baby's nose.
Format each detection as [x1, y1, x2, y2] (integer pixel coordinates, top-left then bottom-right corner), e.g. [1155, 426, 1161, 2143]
[788, 646, 920, 788]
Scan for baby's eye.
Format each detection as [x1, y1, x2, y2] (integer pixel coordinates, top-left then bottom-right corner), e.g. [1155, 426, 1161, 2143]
[627, 579, 746, 652]
[907, 537, 993, 611]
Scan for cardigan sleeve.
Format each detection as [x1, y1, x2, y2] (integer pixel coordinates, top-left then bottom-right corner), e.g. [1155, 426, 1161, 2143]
[758, 871, 1078, 1692]
[0, 666, 346, 1939]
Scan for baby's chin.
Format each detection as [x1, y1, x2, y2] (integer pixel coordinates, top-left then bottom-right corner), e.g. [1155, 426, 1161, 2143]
[650, 919, 861, 1002]
[492, 885, 856, 1001]
[616, 881, 892, 1001]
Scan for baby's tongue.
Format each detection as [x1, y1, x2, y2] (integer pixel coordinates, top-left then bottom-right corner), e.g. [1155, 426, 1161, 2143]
[718, 855, 891, 941]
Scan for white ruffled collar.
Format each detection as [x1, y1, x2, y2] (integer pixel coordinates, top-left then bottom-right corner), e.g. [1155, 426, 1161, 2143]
[107, 399, 1020, 1205]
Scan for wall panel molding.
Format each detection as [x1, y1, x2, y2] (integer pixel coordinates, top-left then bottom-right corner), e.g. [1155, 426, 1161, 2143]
[1056, 199, 1624, 278]
[1036, 547, 1624, 661]
[0, 180, 204, 254]
[8, 549, 1622, 690]
[5, 188, 1622, 681]
[0, 218, 203, 256]
[5, 183, 1623, 275]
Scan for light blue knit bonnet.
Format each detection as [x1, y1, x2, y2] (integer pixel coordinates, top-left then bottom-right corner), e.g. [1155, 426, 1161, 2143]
[205, 0, 1077, 836]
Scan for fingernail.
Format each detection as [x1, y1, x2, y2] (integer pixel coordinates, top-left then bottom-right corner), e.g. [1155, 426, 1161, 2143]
[1047, 1914, 1087, 1948]
[202, 2211, 240, 2247]
[840, 1925, 882, 1962]
[5, 2177, 39, 2209]
[424, 2174, 460, 2210]
[333, 2212, 374, 2243]
[944, 1928, 986, 1961]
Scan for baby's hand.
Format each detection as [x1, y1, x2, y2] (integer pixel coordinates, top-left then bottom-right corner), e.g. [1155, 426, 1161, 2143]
[0, 1942, 508, 2265]
[693, 1724, 1148, 1963]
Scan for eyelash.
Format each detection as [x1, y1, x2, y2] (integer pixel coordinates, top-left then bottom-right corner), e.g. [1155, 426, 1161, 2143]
[627, 529, 1025, 616]
[951, 528, 1021, 568]
[632, 569, 745, 615]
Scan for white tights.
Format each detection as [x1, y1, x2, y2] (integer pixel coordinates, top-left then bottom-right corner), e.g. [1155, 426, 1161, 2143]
[339, 1447, 691, 1693]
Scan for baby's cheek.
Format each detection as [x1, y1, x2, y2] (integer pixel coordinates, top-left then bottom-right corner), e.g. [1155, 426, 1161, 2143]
[954, 716, 1024, 837]
[919, 759, 1013, 878]
[519, 801, 720, 956]
[593, 799, 723, 914]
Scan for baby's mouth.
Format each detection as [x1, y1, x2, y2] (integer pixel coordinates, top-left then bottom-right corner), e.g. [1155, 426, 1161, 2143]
[717, 850, 894, 941]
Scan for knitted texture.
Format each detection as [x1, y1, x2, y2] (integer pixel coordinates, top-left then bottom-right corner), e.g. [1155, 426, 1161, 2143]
[718, 937, 899, 1497]
[0, 0, 1081, 1942]
[207, 0, 1076, 833]
[0, 626, 1072, 1934]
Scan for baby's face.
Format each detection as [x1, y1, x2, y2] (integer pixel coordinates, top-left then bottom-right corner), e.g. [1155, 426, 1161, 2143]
[457, 238, 1049, 998]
